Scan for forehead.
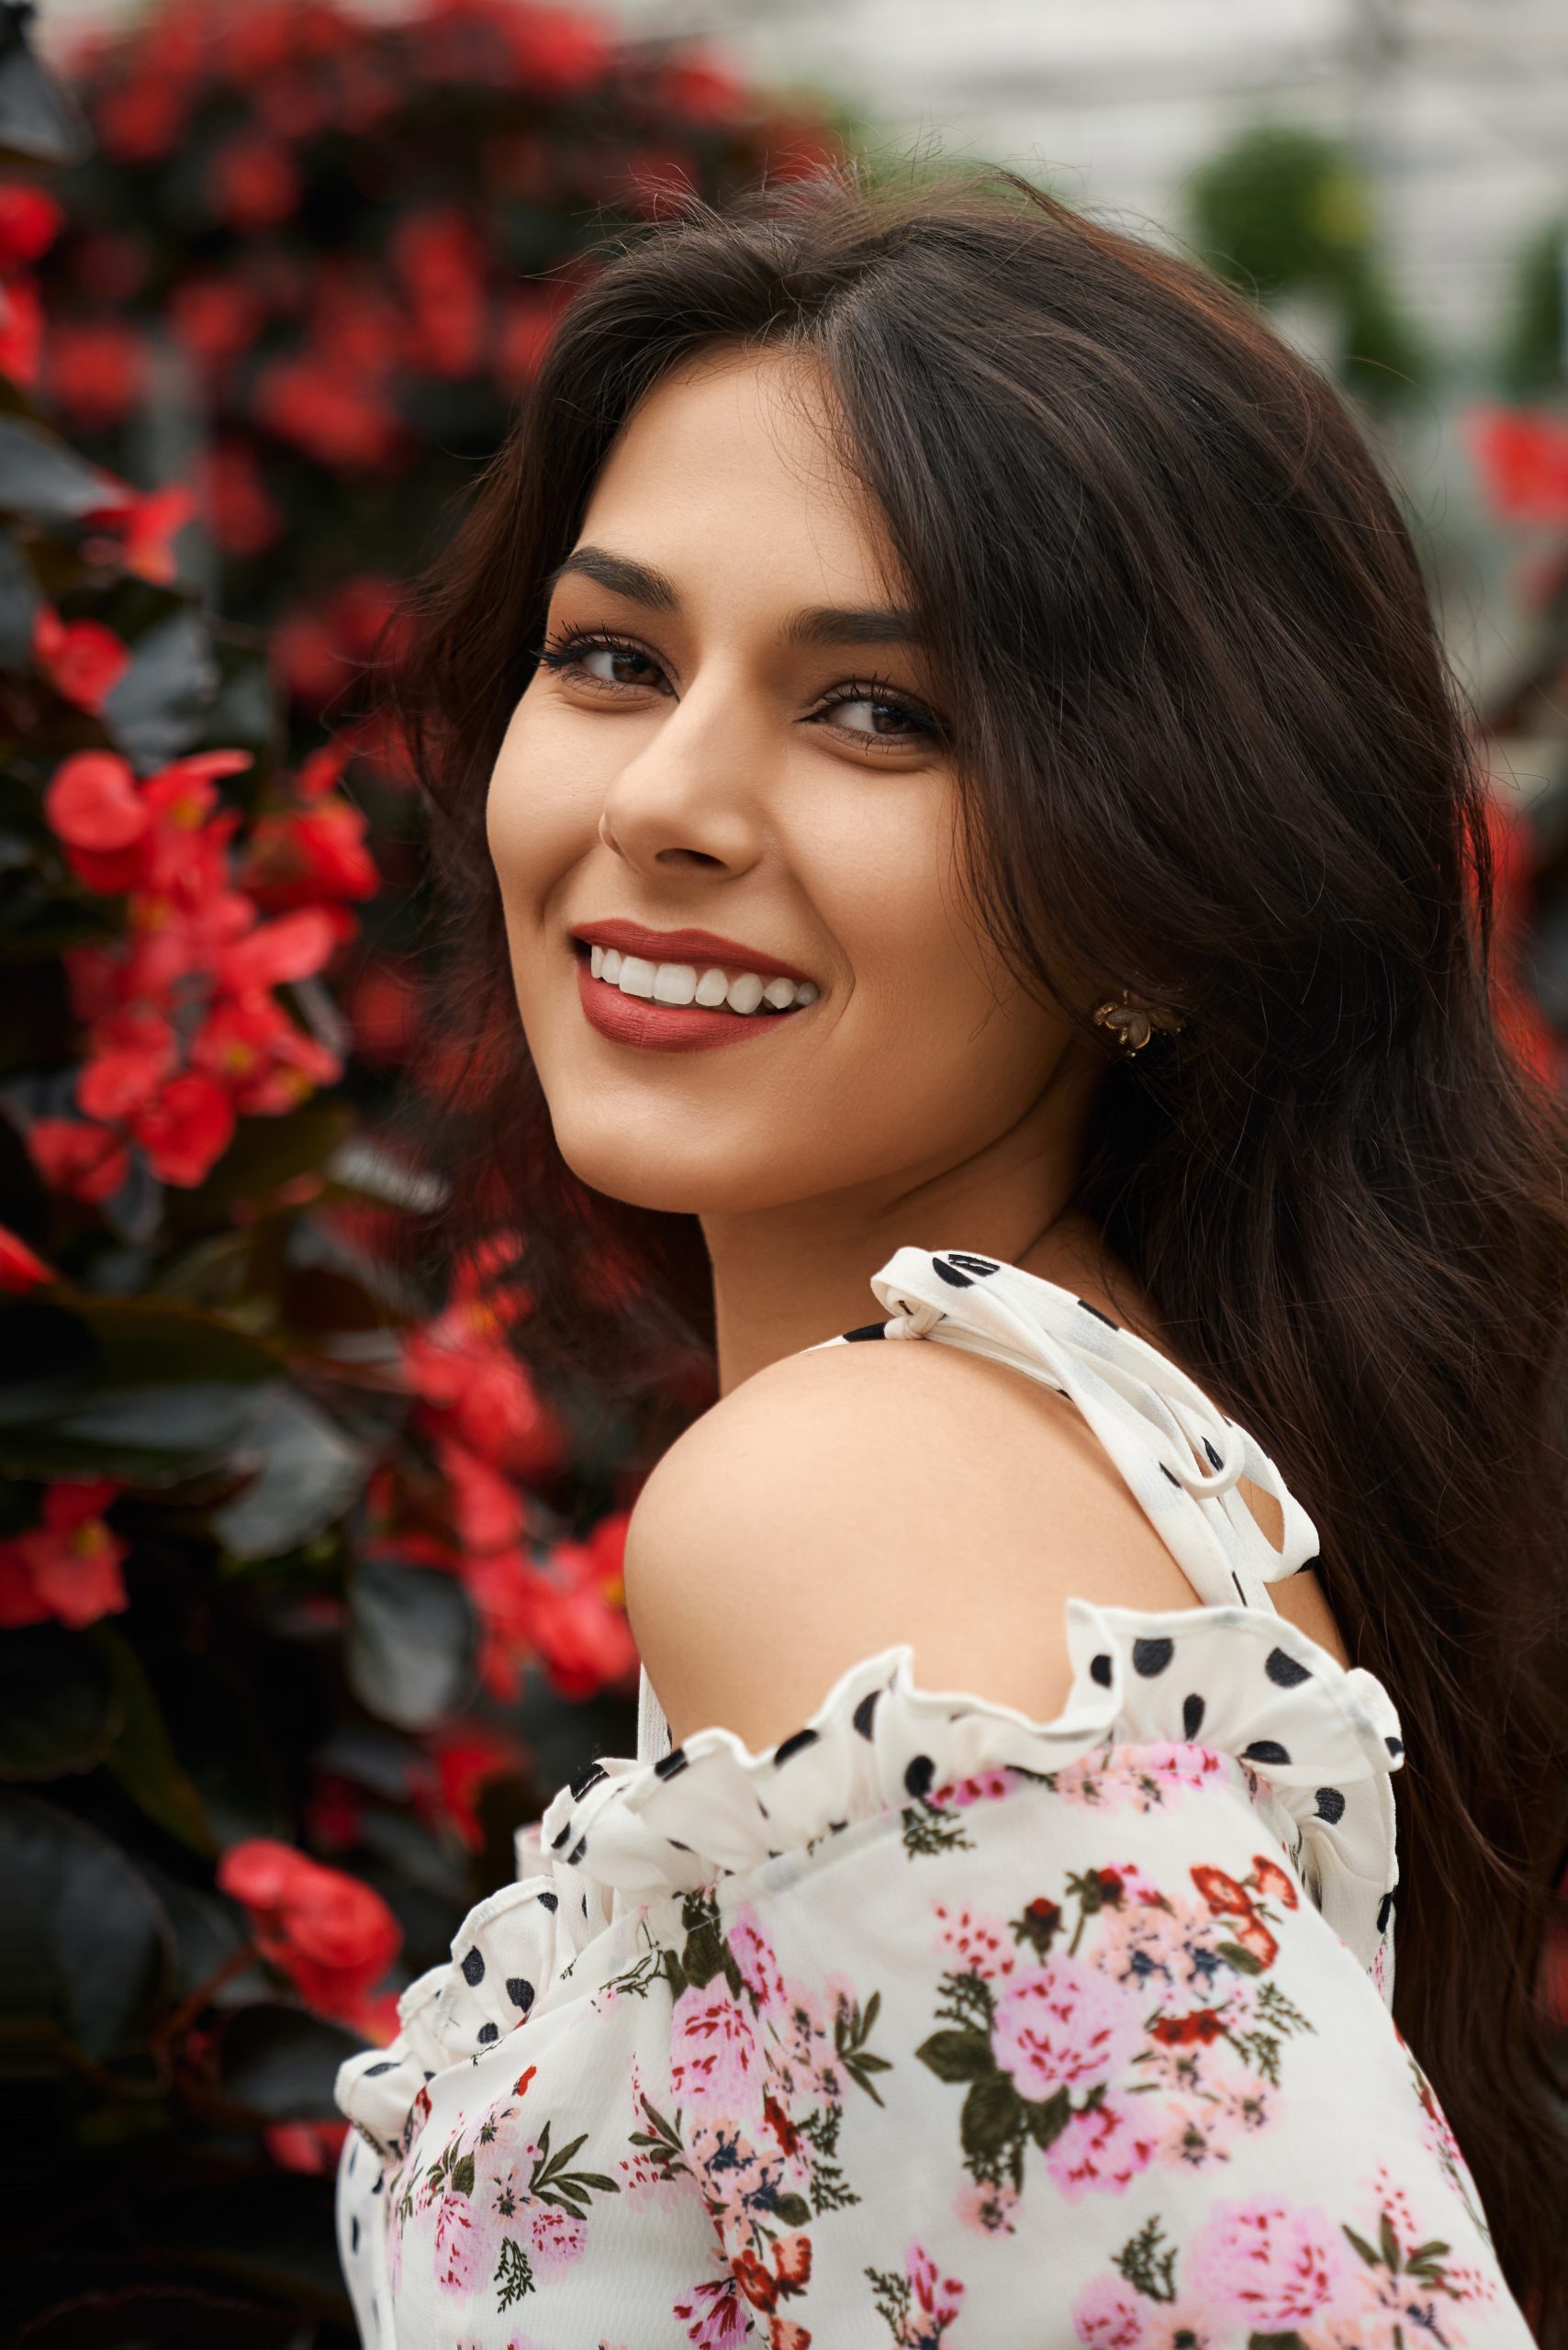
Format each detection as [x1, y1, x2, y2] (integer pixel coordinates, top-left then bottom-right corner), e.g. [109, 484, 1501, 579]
[575, 349, 902, 606]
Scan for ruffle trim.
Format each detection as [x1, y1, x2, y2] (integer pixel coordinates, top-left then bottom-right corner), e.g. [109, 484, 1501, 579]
[337, 1599, 1403, 2162]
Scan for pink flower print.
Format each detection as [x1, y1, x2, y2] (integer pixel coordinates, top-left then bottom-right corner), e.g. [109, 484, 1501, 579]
[727, 1903, 788, 2016]
[1142, 2313, 1221, 2350]
[1072, 2274, 1146, 2348]
[669, 1977, 760, 2109]
[1189, 2196, 1351, 2329]
[687, 2118, 787, 2239]
[1056, 1743, 1226, 1812]
[954, 2172, 1021, 2237]
[1250, 1852, 1300, 1909]
[527, 2196, 587, 2275]
[1092, 1885, 1234, 2009]
[991, 1953, 1140, 2101]
[672, 2259, 754, 2347]
[934, 1899, 1019, 1982]
[431, 2173, 502, 2297]
[930, 1763, 1019, 1807]
[900, 2239, 966, 2345]
[1042, 2093, 1157, 2198]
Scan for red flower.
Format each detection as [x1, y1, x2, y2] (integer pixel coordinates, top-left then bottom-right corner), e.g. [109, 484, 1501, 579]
[1464, 403, 1568, 525]
[95, 74, 186, 163]
[0, 1225, 51, 1292]
[243, 798, 378, 907]
[0, 273, 42, 386]
[422, 1726, 525, 1852]
[1151, 2009, 1228, 2047]
[1249, 1854, 1300, 1912]
[132, 1071, 237, 1187]
[190, 994, 340, 1114]
[1191, 1864, 1254, 1919]
[78, 1008, 178, 1122]
[200, 437, 284, 558]
[0, 1480, 128, 1628]
[0, 181, 62, 270]
[218, 1838, 402, 2022]
[207, 134, 301, 233]
[218, 906, 338, 992]
[524, 1571, 639, 1701]
[253, 352, 401, 470]
[45, 750, 146, 854]
[171, 278, 267, 371]
[391, 207, 486, 378]
[405, 1305, 563, 1480]
[34, 609, 130, 713]
[26, 1117, 129, 1203]
[264, 2120, 349, 2175]
[45, 317, 148, 431]
[1230, 1911, 1281, 1969]
[88, 484, 198, 586]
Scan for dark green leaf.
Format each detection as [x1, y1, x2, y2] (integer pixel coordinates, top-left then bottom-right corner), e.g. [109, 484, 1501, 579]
[0, 1623, 121, 1779]
[0, 1379, 280, 1482]
[1217, 1940, 1265, 1975]
[218, 2001, 368, 2121]
[346, 1555, 475, 1730]
[1343, 2226, 1382, 2267]
[915, 2028, 996, 2084]
[772, 2192, 812, 2227]
[102, 608, 219, 774]
[1022, 2086, 1073, 2150]
[450, 2153, 476, 2198]
[958, 2075, 1019, 2162]
[1379, 2210, 1401, 2271]
[211, 1387, 369, 1561]
[5, 1790, 174, 2058]
[0, 416, 115, 521]
[97, 1629, 212, 1852]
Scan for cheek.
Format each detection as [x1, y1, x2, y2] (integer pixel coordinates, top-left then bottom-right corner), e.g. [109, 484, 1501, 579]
[485, 705, 588, 928]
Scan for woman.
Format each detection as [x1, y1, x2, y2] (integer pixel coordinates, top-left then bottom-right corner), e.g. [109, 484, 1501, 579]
[335, 165, 1568, 2346]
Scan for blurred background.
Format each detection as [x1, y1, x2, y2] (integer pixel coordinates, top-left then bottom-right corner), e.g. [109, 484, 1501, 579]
[3, 1, 1564, 2342]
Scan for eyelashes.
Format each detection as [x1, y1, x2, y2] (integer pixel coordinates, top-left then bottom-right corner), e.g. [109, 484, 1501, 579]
[533, 624, 946, 753]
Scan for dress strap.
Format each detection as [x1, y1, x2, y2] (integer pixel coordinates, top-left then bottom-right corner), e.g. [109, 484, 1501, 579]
[809, 1246, 1320, 1614]
[633, 1242, 1322, 1762]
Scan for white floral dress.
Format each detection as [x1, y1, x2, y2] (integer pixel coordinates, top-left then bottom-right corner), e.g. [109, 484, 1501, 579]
[335, 1245, 1533, 2349]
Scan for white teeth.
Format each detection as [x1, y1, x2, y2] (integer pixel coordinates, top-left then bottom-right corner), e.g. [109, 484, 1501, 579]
[652, 962, 697, 1005]
[585, 943, 821, 1015]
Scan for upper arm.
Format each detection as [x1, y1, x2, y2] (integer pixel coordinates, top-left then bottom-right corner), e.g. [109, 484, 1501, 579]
[622, 1335, 1205, 1752]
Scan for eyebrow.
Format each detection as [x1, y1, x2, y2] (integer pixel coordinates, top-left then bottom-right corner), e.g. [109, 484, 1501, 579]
[542, 543, 924, 649]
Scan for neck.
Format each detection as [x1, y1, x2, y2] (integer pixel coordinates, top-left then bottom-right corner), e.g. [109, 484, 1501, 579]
[700, 1069, 1108, 1395]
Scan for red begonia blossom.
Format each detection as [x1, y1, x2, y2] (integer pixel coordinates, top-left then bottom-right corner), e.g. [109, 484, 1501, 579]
[132, 1070, 237, 1186]
[78, 1007, 178, 1122]
[403, 1297, 564, 1482]
[264, 2120, 350, 2175]
[191, 993, 341, 1114]
[85, 483, 198, 585]
[34, 610, 131, 713]
[45, 316, 148, 431]
[218, 905, 338, 993]
[0, 1225, 51, 1292]
[253, 351, 401, 470]
[0, 273, 42, 386]
[170, 276, 266, 370]
[422, 1724, 526, 1852]
[0, 1480, 128, 1628]
[0, 181, 62, 269]
[26, 1117, 129, 1203]
[1464, 403, 1568, 527]
[207, 133, 300, 233]
[218, 1837, 402, 2022]
[242, 795, 378, 907]
[45, 749, 147, 852]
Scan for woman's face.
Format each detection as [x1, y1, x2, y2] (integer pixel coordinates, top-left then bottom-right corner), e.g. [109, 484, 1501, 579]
[487, 349, 1092, 1224]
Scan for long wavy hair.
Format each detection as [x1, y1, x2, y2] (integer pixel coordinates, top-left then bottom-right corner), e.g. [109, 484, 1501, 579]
[392, 163, 1568, 2328]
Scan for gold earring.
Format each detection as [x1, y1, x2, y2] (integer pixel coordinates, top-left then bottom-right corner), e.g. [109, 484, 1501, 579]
[1092, 990, 1186, 1054]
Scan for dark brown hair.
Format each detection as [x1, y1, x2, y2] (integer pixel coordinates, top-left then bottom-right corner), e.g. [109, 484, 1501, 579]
[397, 162, 1568, 2327]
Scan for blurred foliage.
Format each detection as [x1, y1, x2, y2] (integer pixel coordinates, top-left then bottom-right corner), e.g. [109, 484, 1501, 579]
[1187, 121, 1429, 408]
[2, 5, 828, 2342]
[1499, 212, 1566, 401]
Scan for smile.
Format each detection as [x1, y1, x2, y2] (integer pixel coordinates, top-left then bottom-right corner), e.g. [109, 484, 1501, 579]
[573, 942, 820, 1055]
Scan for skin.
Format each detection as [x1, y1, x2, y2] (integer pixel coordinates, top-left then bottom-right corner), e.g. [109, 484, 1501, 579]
[487, 347, 1347, 1747]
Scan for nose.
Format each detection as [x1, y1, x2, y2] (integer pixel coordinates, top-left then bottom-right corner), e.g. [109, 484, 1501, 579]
[595, 666, 770, 878]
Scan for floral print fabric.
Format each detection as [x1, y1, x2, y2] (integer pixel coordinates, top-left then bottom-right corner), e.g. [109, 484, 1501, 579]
[335, 1616, 1529, 2346]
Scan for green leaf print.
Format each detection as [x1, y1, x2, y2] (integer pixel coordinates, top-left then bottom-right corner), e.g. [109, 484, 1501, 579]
[836, 1987, 894, 2108]
[1021, 2087, 1072, 2151]
[450, 2152, 476, 2197]
[915, 2028, 997, 2084]
[1247, 2334, 1310, 2349]
[1343, 2227, 1382, 2267]
[900, 1800, 976, 1858]
[772, 2192, 812, 2227]
[959, 2075, 1020, 2164]
[1216, 1939, 1265, 1975]
[494, 2234, 533, 2311]
[528, 2116, 622, 2216]
[1113, 2217, 1178, 2304]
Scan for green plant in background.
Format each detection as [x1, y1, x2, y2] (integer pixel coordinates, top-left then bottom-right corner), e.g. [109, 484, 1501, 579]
[1187, 121, 1428, 408]
[1498, 212, 1566, 400]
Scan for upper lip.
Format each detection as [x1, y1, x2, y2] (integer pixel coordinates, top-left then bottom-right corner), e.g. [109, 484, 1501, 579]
[569, 919, 817, 986]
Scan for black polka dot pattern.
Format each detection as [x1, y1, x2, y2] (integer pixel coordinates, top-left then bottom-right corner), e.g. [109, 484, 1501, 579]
[1090, 1652, 1114, 1686]
[460, 1947, 484, 1987]
[507, 1976, 534, 2012]
[1182, 1694, 1206, 1739]
[1132, 1637, 1174, 1676]
[1266, 1647, 1313, 1689]
[1316, 1787, 1346, 1824]
[774, 1727, 821, 1765]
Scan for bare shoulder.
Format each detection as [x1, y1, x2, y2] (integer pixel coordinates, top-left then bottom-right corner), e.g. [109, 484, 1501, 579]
[622, 1333, 1204, 1753]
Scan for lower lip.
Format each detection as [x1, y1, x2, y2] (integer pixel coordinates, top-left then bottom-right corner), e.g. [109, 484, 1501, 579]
[574, 954, 810, 1054]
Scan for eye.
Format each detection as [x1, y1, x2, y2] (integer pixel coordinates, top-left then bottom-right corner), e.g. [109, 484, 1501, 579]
[534, 626, 945, 755]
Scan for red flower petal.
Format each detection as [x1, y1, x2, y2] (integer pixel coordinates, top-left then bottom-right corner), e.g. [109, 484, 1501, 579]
[132, 1072, 237, 1188]
[0, 1225, 52, 1292]
[26, 1118, 129, 1203]
[44, 751, 147, 851]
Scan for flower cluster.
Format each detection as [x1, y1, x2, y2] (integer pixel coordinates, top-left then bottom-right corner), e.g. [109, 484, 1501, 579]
[29, 743, 373, 1200]
[0, 1479, 128, 1628]
[218, 1836, 402, 2031]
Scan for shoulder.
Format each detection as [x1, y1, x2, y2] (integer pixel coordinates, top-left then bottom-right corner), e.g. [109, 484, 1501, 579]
[622, 1330, 1203, 1752]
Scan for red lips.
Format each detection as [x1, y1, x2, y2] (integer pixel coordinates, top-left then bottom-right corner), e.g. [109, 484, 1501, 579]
[568, 917, 815, 988]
